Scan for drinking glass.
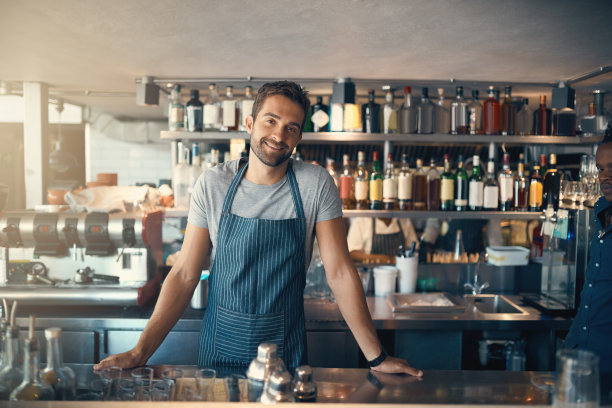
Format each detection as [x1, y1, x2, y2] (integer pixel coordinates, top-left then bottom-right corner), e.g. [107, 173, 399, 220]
[151, 379, 173, 401]
[553, 349, 600, 408]
[76, 378, 110, 401]
[131, 367, 154, 401]
[197, 368, 217, 401]
[100, 366, 122, 400]
[561, 180, 574, 208]
[119, 379, 136, 401]
[161, 367, 184, 400]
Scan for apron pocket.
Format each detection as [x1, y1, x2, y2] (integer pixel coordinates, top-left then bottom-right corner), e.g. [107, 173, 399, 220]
[215, 306, 285, 363]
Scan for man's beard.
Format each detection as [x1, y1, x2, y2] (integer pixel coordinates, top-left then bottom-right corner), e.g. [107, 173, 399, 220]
[250, 136, 293, 167]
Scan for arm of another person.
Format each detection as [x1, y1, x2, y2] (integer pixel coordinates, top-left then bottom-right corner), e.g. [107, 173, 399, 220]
[94, 223, 210, 370]
[316, 217, 422, 376]
[347, 218, 394, 264]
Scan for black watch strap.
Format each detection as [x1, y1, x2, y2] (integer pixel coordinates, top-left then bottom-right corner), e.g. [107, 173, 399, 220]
[367, 347, 388, 368]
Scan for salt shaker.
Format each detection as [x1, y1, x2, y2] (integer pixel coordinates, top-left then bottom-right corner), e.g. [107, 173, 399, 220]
[246, 343, 286, 402]
[260, 369, 295, 404]
[292, 365, 317, 402]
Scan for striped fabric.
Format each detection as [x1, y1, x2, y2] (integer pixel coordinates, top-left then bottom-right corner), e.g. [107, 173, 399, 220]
[371, 218, 406, 257]
[198, 161, 307, 369]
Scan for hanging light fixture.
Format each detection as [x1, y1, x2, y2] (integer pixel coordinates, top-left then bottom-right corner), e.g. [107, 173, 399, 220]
[49, 100, 80, 173]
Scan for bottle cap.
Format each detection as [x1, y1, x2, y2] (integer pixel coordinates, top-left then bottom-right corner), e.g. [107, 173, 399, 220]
[456, 86, 463, 96]
[503, 153, 510, 165]
[294, 365, 313, 382]
[472, 89, 479, 99]
[404, 86, 412, 94]
[190, 89, 199, 98]
[372, 151, 379, 161]
[539, 95, 547, 105]
[421, 87, 429, 98]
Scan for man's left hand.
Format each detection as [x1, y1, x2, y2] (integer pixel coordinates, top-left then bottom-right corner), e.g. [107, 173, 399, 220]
[371, 356, 423, 377]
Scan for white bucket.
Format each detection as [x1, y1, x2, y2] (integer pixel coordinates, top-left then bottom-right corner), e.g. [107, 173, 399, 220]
[373, 266, 398, 297]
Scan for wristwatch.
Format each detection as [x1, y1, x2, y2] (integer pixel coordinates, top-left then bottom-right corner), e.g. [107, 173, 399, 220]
[367, 347, 388, 368]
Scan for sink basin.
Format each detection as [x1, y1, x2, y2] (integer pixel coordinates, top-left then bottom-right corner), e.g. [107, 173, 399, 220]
[465, 294, 528, 315]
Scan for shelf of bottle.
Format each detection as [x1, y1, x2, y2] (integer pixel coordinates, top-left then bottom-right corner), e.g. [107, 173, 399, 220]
[160, 131, 601, 146]
[342, 209, 544, 220]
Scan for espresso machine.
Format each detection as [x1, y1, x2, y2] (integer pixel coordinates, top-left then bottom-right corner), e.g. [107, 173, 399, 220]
[0, 209, 163, 306]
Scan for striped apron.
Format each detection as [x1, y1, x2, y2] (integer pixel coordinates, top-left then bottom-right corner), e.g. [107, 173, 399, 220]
[371, 218, 405, 257]
[197, 160, 307, 369]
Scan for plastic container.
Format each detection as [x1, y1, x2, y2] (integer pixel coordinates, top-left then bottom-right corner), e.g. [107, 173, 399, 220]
[396, 256, 418, 293]
[373, 266, 398, 297]
[486, 246, 530, 266]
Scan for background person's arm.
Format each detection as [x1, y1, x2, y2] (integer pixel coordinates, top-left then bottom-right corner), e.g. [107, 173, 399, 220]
[316, 217, 422, 376]
[94, 223, 211, 369]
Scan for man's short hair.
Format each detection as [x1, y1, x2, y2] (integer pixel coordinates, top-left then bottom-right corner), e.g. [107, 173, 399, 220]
[251, 81, 310, 131]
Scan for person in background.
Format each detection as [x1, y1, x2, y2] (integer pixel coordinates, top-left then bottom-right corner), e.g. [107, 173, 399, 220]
[564, 123, 612, 373]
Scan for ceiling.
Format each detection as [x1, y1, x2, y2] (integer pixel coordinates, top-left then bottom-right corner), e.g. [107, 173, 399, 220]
[1, 0, 611, 120]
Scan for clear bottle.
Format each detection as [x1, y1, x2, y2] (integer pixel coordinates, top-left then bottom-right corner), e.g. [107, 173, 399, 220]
[498, 153, 514, 211]
[0, 324, 22, 400]
[354, 151, 369, 209]
[417, 88, 435, 134]
[543, 153, 563, 211]
[412, 158, 427, 210]
[185, 89, 203, 132]
[483, 159, 499, 211]
[451, 86, 469, 135]
[239, 86, 255, 132]
[468, 155, 484, 211]
[383, 153, 398, 210]
[382, 86, 399, 134]
[260, 369, 295, 404]
[434, 88, 450, 134]
[468, 90, 483, 135]
[362, 89, 381, 133]
[440, 154, 455, 211]
[483, 86, 501, 135]
[529, 164, 543, 211]
[172, 142, 191, 208]
[41, 328, 76, 400]
[203, 83, 222, 131]
[513, 161, 528, 211]
[189, 143, 203, 196]
[516, 98, 533, 135]
[500, 86, 516, 136]
[400, 86, 418, 134]
[454, 155, 469, 211]
[221, 85, 239, 132]
[246, 343, 287, 402]
[292, 365, 317, 402]
[326, 158, 339, 188]
[168, 84, 185, 131]
[311, 96, 329, 132]
[369, 151, 383, 210]
[533, 95, 552, 135]
[426, 159, 441, 211]
[397, 154, 413, 210]
[339, 154, 355, 210]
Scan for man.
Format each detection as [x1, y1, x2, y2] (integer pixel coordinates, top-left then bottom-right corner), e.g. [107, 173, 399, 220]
[564, 124, 612, 373]
[348, 217, 419, 264]
[94, 81, 421, 376]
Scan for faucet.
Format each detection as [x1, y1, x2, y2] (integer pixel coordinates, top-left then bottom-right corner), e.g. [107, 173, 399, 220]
[464, 252, 490, 295]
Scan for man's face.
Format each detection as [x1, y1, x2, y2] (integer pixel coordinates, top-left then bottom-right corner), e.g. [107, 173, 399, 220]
[246, 95, 304, 167]
[596, 143, 612, 202]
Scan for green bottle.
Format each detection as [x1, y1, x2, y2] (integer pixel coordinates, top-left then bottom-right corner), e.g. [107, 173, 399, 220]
[454, 155, 469, 211]
[440, 154, 455, 211]
[369, 151, 383, 210]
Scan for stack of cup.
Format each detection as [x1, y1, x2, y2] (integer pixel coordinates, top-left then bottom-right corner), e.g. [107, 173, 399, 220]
[396, 256, 418, 294]
[373, 266, 398, 297]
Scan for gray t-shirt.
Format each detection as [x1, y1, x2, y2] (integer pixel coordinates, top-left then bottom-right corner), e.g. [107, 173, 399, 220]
[188, 159, 343, 271]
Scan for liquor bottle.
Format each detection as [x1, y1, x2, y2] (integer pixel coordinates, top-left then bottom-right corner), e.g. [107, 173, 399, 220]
[354, 151, 369, 209]
[185, 89, 203, 132]
[311, 96, 329, 132]
[203, 83, 222, 131]
[434, 88, 450, 134]
[440, 154, 455, 211]
[417, 88, 435, 134]
[513, 161, 528, 211]
[221, 85, 239, 131]
[339, 154, 355, 210]
[483, 159, 499, 210]
[168, 84, 185, 131]
[469, 89, 483, 135]
[454, 155, 469, 211]
[483, 86, 501, 135]
[382, 86, 399, 134]
[500, 86, 516, 136]
[239, 86, 255, 132]
[543, 153, 563, 211]
[468, 155, 484, 211]
[539, 154, 547, 174]
[450, 86, 469, 135]
[0, 322, 22, 399]
[383, 153, 398, 210]
[369, 152, 383, 210]
[326, 158, 339, 188]
[426, 159, 441, 211]
[189, 142, 203, 193]
[516, 98, 533, 135]
[552, 107, 577, 136]
[529, 164, 543, 211]
[172, 142, 191, 208]
[362, 89, 381, 133]
[498, 153, 514, 211]
[397, 154, 413, 210]
[41, 328, 76, 400]
[10, 317, 54, 401]
[400, 86, 417, 134]
[412, 158, 427, 210]
[533, 95, 552, 135]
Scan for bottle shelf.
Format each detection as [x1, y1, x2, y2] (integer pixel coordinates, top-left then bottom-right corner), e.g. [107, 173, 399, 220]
[161, 130, 601, 146]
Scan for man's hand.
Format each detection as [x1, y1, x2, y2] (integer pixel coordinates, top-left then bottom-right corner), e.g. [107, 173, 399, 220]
[93, 348, 146, 371]
[371, 355, 423, 377]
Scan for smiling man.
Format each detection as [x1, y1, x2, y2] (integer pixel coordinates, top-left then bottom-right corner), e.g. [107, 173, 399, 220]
[95, 81, 421, 376]
[564, 124, 612, 374]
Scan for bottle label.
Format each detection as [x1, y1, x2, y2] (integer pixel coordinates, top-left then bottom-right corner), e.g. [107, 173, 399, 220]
[330, 104, 344, 132]
[369, 179, 383, 201]
[499, 177, 514, 202]
[344, 104, 362, 132]
[397, 174, 412, 199]
[469, 181, 484, 206]
[355, 180, 368, 200]
[383, 107, 398, 133]
[222, 100, 237, 127]
[440, 179, 454, 201]
[339, 176, 354, 199]
[529, 181, 543, 206]
[383, 178, 397, 201]
[170, 106, 185, 125]
[241, 100, 255, 118]
[311, 109, 330, 128]
[204, 105, 220, 126]
[483, 186, 499, 209]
